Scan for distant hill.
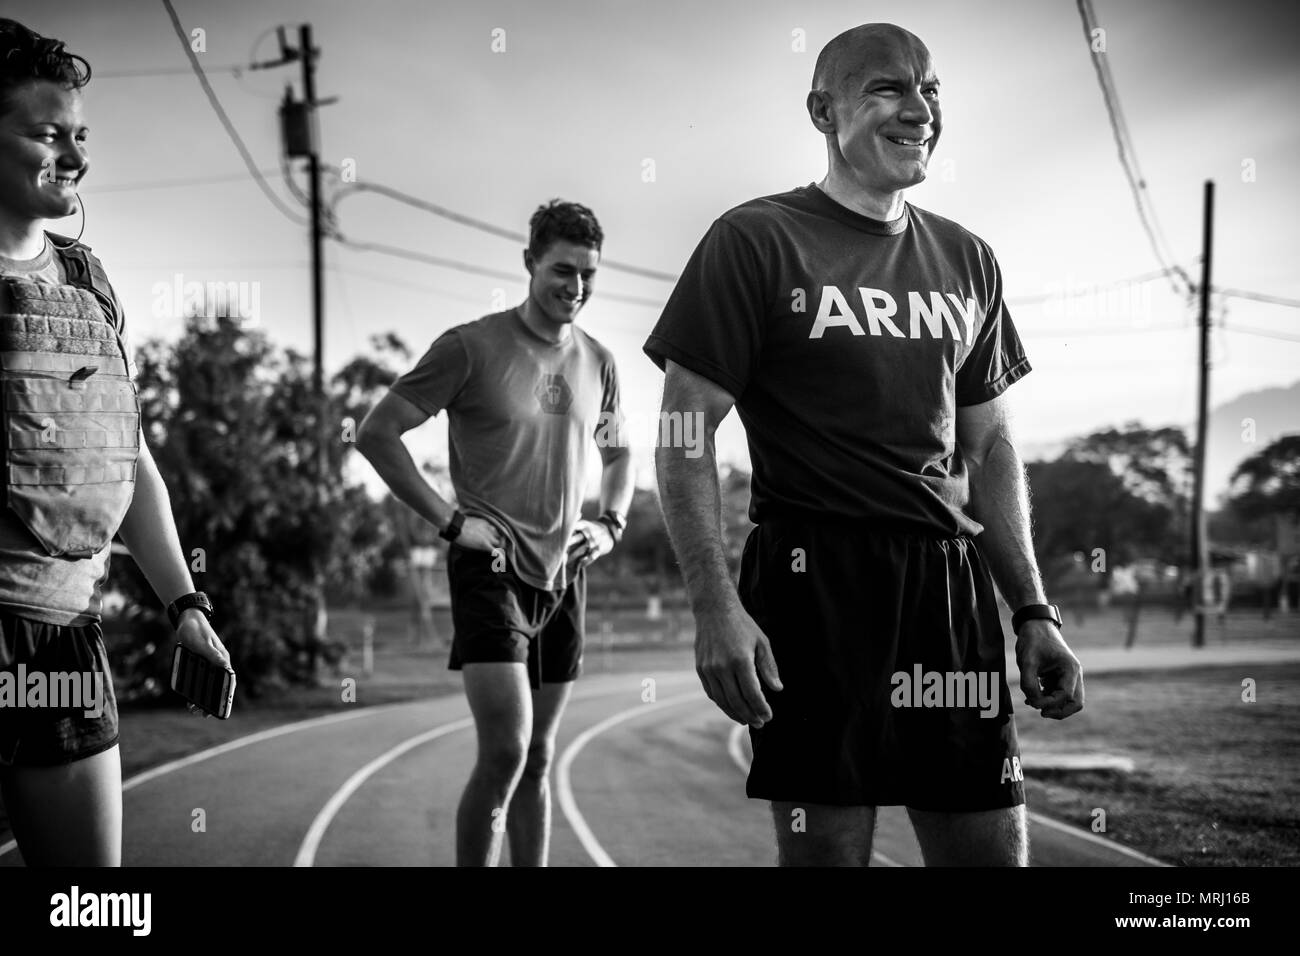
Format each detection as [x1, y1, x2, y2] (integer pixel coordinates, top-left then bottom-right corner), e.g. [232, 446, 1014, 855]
[1019, 380, 1299, 508]
[1204, 380, 1300, 506]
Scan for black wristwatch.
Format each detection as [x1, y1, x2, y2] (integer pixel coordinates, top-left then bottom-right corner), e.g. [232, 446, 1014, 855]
[167, 591, 214, 630]
[596, 509, 626, 545]
[1011, 603, 1062, 636]
[439, 510, 466, 542]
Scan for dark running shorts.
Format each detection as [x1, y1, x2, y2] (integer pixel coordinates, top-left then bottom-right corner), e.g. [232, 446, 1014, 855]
[446, 543, 585, 689]
[0, 608, 119, 768]
[739, 514, 1025, 812]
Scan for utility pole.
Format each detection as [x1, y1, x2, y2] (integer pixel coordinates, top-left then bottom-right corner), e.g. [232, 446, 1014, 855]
[269, 25, 336, 678]
[1191, 180, 1214, 649]
[300, 23, 325, 471]
[271, 25, 331, 477]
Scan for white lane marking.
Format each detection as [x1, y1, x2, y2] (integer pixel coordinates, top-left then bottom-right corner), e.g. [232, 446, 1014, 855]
[0, 704, 403, 861]
[294, 717, 475, 867]
[294, 676, 701, 867]
[725, 723, 903, 868]
[2, 674, 703, 864]
[1026, 809, 1171, 867]
[557, 692, 702, 867]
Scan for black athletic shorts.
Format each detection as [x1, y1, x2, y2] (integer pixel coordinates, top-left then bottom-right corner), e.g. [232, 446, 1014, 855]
[0, 608, 119, 768]
[446, 543, 585, 689]
[739, 512, 1025, 812]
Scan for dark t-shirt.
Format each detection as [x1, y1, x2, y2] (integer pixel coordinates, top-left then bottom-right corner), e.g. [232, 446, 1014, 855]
[391, 309, 624, 590]
[643, 184, 1030, 537]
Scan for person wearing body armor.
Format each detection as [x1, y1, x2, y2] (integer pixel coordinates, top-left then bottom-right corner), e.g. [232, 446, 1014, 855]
[0, 18, 231, 866]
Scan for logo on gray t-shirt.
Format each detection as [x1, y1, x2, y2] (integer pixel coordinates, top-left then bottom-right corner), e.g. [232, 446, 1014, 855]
[535, 373, 573, 415]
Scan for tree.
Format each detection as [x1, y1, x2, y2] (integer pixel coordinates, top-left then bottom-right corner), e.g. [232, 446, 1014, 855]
[113, 319, 406, 692]
[1062, 422, 1194, 510]
[1026, 458, 1179, 569]
[1228, 434, 1300, 521]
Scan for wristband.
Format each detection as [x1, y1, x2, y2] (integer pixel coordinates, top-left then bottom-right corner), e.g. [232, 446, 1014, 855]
[596, 510, 626, 545]
[439, 510, 466, 542]
[167, 591, 214, 630]
[1011, 603, 1062, 636]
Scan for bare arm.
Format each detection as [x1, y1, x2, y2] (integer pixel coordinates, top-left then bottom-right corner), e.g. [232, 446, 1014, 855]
[356, 392, 501, 551]
[656, 359, 781, 726]
[569, 447, 635, 569]
[959, 396, 1083, 719]
[655, 361, 740, 618]
[958, 396, 1046, 609]
[598, 448, 634, 519]
[356, 392, 455, 531]
[116, 435, 230, 669]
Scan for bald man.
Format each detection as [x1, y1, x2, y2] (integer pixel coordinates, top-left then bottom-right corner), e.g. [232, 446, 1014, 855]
[645, 23, 1084, 866]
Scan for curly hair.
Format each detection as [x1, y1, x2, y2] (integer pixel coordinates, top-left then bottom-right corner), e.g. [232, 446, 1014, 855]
[528, 199, 604, 260]
[0, 18, 92, 116]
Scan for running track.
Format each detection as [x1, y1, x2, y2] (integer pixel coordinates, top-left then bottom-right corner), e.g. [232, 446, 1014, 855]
[0, 670, 1166, 867]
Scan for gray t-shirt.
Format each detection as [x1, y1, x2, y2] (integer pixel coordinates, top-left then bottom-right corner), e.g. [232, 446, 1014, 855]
[391, 309, 623, 591]
[0, 238, 136, 625]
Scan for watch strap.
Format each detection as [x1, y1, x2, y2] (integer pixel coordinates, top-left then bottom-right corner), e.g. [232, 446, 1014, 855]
[439, 510, 466, 542]
[596, 510, 625, 544]
[168, 591, 214, 630]
[1012, 603, 1062, 636]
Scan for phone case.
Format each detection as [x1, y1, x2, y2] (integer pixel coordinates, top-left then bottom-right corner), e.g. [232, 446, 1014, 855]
[170, 644, 236, 719]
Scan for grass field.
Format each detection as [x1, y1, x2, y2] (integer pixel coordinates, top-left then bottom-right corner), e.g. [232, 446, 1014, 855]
[2, 603, 1295, 865]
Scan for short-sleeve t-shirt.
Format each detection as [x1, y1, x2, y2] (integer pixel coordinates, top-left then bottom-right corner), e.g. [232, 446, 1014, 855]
[390, 309, 624, 591]
[643, 184, 1030, 537]
[0, 236, 137, 625]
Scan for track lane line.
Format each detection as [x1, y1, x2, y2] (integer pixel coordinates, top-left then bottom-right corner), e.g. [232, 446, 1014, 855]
[1027, 809, 1170, 866]
[0, 704, 404, 861]
[296, 676, 700, 867]
[556, 691, 703, 867]
[294, 717, 475, 866]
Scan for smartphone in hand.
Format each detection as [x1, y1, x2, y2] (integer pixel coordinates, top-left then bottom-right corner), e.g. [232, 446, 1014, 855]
[170, 644, 236, 719]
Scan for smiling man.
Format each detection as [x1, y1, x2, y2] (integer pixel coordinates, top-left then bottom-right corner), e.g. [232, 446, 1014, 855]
[358, 199, 633, 866]
[645, 23, 1085, 866]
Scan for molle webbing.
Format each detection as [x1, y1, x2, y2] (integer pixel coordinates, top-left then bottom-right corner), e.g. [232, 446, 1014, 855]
[1, 280, 123, 357]
[0, 274, 139, 558]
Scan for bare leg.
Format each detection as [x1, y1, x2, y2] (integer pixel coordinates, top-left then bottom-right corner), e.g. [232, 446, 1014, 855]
[907, 804, 1028, 866]
[0, 744, 122, 866]
[455, 663, 531, 867]
[770, 801, 876, 866]
[507, 681, 574, 867]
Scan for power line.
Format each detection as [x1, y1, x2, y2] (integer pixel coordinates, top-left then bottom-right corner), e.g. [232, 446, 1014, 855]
[95, 64, 246, 79]
[159, 0, 307, 227]
[334, 237, 520, 282]
[333, 236, 665, 308]
[81, 168, 283, 195]
[328, 264, 505, 305]
[1076, 0, 1193, 298]
[330, 179, 679, 282]
[1027, 322, 1187, 338]
[1220, 323, 1300, 343]
[1216, 287, 1300, 310]
[1006, 267, 1176, 305]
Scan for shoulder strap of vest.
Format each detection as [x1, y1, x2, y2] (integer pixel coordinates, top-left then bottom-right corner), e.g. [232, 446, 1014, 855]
[45, 231, 121, 330]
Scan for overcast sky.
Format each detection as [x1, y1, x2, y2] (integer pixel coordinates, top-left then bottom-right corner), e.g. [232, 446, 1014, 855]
[9, 0, 1298, 495]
